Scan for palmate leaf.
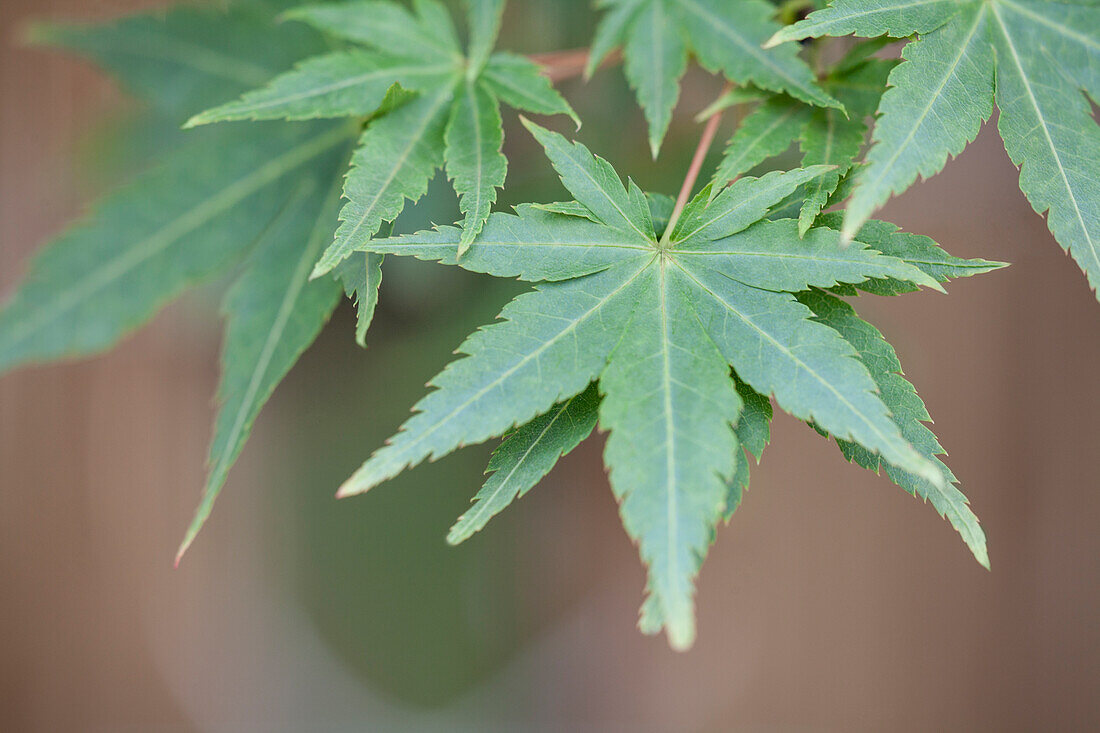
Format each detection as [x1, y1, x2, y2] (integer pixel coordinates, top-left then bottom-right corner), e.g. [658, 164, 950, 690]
[335, 120, 996, 648]
[769, 0, 1100, 297]
[439, 212, 999, 570]
[588, 0, 842, 155]
[2, 2, 366, 557]
[190, 0, 576, 275]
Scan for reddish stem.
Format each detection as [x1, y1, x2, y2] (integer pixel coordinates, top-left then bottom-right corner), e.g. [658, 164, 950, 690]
[663, 83, 734, 242]
[529, 47, 622, 81]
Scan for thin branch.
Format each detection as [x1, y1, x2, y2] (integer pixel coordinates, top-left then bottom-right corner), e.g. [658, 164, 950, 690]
[662, 83, 734, 243]
[530, 47, 622, 82]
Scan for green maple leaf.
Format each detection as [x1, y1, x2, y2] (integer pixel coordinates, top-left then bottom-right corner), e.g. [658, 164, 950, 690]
[188, 0, 577, 265]
[332, 118, 1000, 648]
[587, 0, 842, 157]
[768, 0, 1100, 297]
[2, 2, 365, 558]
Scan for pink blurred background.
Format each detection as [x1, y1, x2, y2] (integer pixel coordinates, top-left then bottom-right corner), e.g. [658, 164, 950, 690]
[2, 1, 1098, 730]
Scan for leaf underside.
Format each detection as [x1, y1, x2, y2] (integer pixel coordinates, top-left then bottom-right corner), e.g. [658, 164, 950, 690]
[0, 0, 1017, 649]
[772, 0, 1100, 297]
[340, 120, 998, 649]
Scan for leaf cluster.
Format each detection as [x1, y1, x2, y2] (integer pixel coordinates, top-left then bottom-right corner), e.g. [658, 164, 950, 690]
[337, 119, 999, 647]
[3, 0, 1067, 649]
[769, 0, 1100, 295]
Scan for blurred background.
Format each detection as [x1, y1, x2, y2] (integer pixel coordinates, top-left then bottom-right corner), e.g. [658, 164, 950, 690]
[2, 1, 1098, 731]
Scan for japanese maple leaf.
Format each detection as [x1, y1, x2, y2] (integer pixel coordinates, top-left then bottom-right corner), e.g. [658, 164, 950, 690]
[2, 1, 361, 559]
[188, 0, 578, 266]
[333, 119, 999, 648]
[768, 0, 1100, 297]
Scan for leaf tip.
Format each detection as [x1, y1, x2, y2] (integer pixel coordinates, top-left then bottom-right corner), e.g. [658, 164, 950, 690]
[976, 551, 991, 571]
[667, 622, 696, 652]
[336, 467, 377, 498]
[310, 261, 334, 281]
[519, 114, 553, 145]
[174, 532, 196, 568]
[762, 30, 787, 49]
[445, 525, 467, 546]
[582, 52, 600, 82]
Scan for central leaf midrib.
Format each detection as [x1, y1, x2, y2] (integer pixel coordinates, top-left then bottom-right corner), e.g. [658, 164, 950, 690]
[670, 246, 901, 274]
[656, 261, 680, 612]
[383, 239, 651, 251]
[463, 79, 487, 237]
